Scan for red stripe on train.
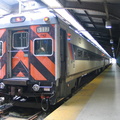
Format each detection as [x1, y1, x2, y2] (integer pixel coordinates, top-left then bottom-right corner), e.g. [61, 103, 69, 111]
[0, 29, 6, 38]
[12, 50, 28, 69]
[36, 56, 55, 76]
[0, 64, 6, 79]
[30, 64, 47, 81]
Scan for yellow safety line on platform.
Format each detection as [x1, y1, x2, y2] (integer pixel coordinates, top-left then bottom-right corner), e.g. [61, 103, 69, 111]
[44, 66, 112, 120]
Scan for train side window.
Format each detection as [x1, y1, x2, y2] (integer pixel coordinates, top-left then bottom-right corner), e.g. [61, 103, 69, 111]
[77, 49, 83, 58]
[34, 38, 52, 56]
[84, 51, 89, 60]
[0, 41, 2, 56]
[13, 32, 28, 49]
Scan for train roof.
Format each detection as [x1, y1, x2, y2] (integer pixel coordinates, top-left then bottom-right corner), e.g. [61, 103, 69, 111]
[0, 8, 57, 28]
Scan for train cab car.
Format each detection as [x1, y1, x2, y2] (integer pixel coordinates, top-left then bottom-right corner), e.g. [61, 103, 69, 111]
[0, 8, 111, 111]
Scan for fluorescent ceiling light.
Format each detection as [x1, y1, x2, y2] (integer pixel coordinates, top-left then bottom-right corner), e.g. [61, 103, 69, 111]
[111, 46, 114, 50]
[41, 0, 110, 56]
[110, 39, 113, 44]
[105, 20, 112, 29]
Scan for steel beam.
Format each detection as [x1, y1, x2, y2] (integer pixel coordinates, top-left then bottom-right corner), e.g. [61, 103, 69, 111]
[65, 1, 120, 20]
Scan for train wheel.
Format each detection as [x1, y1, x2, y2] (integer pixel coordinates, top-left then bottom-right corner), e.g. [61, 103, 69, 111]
[41, 98, 49, 111]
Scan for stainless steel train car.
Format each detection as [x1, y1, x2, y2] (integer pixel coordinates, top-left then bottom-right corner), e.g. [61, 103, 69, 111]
[0, 8, 111, 111]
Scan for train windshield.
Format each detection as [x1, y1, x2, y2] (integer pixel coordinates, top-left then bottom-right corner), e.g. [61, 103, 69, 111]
[34, 39, 52, 56]
[13, 32, 28, 49]
[0, 41, 2, 56]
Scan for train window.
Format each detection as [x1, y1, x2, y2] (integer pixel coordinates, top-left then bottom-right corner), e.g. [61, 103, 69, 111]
[34, 38, 52, 56]
[13, 32, 28, 49]
[77, 49, 83, 58]
[0, 41, 2, 56]
[75, 48, 83, 60]
[84, 51, 89, 60]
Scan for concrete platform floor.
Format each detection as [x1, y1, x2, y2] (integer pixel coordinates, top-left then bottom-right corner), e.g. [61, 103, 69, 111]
[76, 63, 120, 120]
[44, 63, 120, 120]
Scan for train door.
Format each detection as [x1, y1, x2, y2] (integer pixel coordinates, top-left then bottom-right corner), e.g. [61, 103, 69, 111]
[59, 28, 67, 97]
[60, 29, 67, 80]
[9, 29, 29, 78]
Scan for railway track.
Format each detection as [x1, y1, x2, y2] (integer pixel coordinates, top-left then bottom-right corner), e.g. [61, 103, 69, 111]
[0, 111, 42, 120]
[0, 111, 43, 120]
[0, 104, 43, 120]
[0, 103, 13, 116]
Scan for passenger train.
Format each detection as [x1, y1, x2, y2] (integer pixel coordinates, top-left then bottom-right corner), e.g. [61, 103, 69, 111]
[0, 6, 111, 111]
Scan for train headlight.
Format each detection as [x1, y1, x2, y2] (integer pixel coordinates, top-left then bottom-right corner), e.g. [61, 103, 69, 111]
[0, 82, 5, 89]
[32, 84, 40, 91]
[44, 17, 49, 22]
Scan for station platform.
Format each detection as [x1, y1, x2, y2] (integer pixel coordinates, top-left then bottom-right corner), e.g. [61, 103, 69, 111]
[44, 63, 120, 120]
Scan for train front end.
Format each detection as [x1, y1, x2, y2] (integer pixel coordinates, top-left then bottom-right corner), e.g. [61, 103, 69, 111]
[0, 11, 58, 111]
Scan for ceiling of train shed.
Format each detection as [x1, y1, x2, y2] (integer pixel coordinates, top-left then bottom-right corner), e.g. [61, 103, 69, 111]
[0, 0, 120, 58]
[55, 0, 120, 58]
